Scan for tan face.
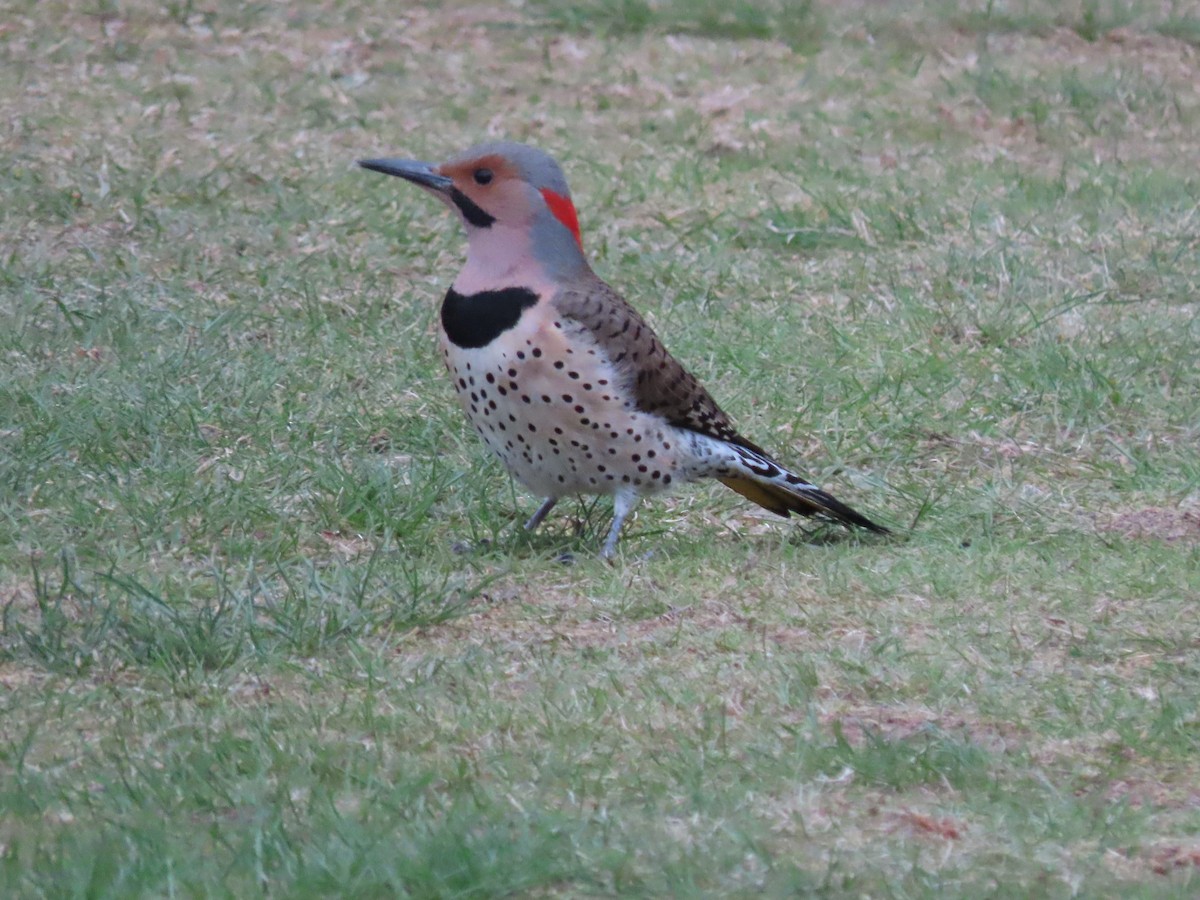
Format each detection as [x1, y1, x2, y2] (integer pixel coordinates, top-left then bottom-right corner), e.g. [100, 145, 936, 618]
[438, 154, 583, 251]
[435, 154, 536, 227]
[357, 145, 584, 253]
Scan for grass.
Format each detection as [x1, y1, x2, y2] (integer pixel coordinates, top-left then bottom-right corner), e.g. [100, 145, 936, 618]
[531, 0, 826, 51]
[2, 0, 1199, 895]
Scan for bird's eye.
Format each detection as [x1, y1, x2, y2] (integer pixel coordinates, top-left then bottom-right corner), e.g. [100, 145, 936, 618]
[473, 168, 494, 185]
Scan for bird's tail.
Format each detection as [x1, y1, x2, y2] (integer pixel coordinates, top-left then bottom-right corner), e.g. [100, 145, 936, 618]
[718, 444, 889, 534]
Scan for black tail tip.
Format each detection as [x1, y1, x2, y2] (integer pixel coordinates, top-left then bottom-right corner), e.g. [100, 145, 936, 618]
[814, 489, 890, 535]
[842, 513, 890, 535]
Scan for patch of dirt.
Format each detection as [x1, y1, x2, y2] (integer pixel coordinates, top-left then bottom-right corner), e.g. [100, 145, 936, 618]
[1146, 843, 1200, 877]
[317, 530, 376, 559]
[1098, 507, 1200, 544]
[892, 809, 966, 840]
[1105, 775, 1200, 812]
[1, 580, 37, 617]
[0, 661, 54, 692]
[821, 704, 1021, 754]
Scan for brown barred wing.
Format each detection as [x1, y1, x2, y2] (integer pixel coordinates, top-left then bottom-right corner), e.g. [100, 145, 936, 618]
[550, 276, 768, 455]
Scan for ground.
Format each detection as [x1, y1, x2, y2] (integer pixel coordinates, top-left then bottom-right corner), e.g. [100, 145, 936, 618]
[1, 0, 1199, 895]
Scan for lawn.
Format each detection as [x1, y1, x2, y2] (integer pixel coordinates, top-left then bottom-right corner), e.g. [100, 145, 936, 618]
[2, 0, 1199, 895]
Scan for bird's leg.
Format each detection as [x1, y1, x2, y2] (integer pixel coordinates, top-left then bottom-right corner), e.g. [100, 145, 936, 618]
[600, 491, 640, 559]
[524, 497, 558, 532]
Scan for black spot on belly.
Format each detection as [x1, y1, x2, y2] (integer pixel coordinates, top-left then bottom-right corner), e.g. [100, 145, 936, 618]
[441, 287, 538, 349]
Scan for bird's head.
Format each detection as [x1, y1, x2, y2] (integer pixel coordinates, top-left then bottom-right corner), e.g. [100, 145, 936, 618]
[359, 141, 588, 279]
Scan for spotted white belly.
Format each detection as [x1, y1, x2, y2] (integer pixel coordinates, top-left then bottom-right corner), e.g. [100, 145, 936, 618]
[440, 310, 684, 500]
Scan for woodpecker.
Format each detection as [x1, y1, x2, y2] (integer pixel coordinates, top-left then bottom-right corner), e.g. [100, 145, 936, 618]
[359, 142, 888, 558]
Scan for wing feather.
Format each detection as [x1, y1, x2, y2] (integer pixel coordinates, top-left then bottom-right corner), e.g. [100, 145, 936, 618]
[551, 276, 767, 454]
[551, 276, 889, 534]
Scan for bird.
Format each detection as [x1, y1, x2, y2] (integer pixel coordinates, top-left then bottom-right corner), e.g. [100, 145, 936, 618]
[359, 141, 888, 558]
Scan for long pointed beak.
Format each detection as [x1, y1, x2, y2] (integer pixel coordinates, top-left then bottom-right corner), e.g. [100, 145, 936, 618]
[357, 158, 453, 193]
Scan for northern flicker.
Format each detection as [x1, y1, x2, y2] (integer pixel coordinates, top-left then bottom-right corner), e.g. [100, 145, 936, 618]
[359, 142, 888, 557]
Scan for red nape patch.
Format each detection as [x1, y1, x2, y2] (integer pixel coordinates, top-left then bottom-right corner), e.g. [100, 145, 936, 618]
[540, 188, 582, 249]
